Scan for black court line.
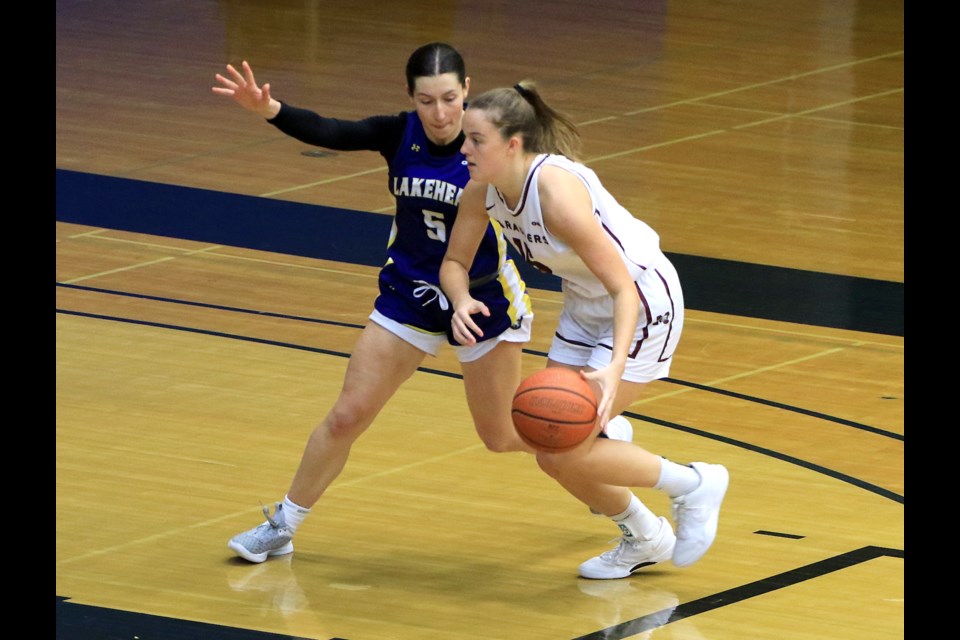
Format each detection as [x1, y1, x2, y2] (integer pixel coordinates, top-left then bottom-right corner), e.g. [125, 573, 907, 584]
[56, 307, 902, 639]
[55, 282, 898, 439]
[55, 305, 903, 505]
[56, 547, 903, 640]
[664, 379, 902, 440]
[58, 308, 355, 360]
[55, 595, 331, 640]
[56, 283, 904, 450]
[56, 282, 368, 330]
[755, 530, 805, 539]
[628, 411, 902, 504]
[572, 546, 904, 640]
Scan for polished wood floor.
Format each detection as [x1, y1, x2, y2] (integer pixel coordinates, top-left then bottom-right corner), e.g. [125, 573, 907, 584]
[56, 1, 903, 639]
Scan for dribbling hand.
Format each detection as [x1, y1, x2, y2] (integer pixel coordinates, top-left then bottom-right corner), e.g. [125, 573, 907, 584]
[581, 366, 621, 430]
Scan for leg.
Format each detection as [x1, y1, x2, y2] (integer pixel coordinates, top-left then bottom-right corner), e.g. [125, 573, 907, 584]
[460, 340, 534, 453]
[287, 321, 427, 506]
[536, 372, 677, 579]
[535, 374, 659, 515]
[547, 262, 727, 574]
[539, 369, 728, 574]
[228, 322, 427, 563]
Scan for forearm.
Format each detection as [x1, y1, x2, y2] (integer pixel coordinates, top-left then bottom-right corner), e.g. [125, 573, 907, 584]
[440, 257, 472, 307]
[442, 180, 493, 307]
[609, 290, 640, 374]
[269, 103, 402, 153]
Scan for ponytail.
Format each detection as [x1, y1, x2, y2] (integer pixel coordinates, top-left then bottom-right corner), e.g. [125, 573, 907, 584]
[469, 81, 581, 160]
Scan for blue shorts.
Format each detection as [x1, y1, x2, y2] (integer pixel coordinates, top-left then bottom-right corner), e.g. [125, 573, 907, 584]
[372, 260, 533, 362]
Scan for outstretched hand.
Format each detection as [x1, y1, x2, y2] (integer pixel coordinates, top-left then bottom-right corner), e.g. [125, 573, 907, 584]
[212, 60, 281, 119]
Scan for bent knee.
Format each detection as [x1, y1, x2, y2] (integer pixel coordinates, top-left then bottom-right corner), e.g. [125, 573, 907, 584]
[320, 402, 377, 442]
[536, 450, 576, 478]
[483, 438, 519, 453]
[475, 424, 527, 453]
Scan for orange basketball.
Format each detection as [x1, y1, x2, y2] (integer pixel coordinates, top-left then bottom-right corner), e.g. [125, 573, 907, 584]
[511, 368, 598, 452]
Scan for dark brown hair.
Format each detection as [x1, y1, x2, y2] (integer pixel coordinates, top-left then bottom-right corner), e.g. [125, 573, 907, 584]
[405, 42, 467, 95]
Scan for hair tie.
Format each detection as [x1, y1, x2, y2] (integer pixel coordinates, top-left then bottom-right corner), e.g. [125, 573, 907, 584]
[514, 83, 529, 99]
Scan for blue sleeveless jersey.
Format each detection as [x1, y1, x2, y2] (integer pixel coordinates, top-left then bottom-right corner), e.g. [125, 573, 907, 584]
[384, 113, 502, 285]
[374, 113, 529, 345]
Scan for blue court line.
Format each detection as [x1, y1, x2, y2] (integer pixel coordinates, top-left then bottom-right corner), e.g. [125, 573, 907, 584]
[55, 168, 904, 336]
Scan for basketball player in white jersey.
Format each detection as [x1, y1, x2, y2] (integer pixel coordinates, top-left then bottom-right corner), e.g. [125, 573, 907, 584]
[440, 81, 730, 579]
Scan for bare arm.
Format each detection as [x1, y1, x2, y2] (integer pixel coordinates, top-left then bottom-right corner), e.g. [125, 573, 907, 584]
[440, 180, 494, 346]
[212, 60, 282, 120]
[538, 165, 640, 425]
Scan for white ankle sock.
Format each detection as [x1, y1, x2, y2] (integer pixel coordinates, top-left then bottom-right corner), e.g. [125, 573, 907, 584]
[281, 495, 311, 533]
[611, 494, 663, 540]
[654, 458, 701, 498]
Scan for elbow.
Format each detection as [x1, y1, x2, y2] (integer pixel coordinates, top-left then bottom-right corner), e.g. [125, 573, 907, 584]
[439, 257, 470, 300]
[440, 255, 465, 277]
[439, 257, 454, 280]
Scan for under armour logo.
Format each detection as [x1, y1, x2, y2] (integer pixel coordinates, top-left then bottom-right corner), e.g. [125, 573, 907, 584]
[411, 144, 420, 152]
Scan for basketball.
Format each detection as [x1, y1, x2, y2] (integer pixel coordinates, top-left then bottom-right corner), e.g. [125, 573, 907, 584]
[511, 368, 598, 452]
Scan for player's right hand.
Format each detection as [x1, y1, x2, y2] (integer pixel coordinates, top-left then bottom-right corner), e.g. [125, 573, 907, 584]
[451, 298, 489, 345]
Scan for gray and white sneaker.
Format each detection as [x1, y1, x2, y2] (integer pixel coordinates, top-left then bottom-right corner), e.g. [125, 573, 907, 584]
[228, 502, 295, 563]
[578, 516, 676, 579]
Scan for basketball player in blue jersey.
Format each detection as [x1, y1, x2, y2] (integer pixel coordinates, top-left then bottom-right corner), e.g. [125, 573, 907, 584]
[211, 44, 547, 563]
[440, 82, 730, 579]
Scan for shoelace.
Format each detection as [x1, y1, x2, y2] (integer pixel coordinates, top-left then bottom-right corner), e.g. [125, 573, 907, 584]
[262, 502, 283, 529]
[412, 281, 450, 310]
[600, 536, 636, 561]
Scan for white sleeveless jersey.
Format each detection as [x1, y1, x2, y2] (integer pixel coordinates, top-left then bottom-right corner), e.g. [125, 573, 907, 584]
[485, 154, 666, 298]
